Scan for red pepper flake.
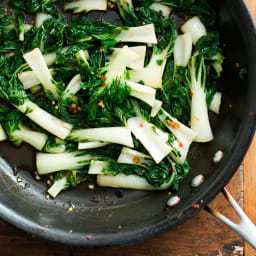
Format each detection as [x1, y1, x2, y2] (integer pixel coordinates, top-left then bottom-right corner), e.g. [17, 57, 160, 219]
[168, 166, 175, 173]
[22, 41, 26, 47]
[133, 157, 140, 163]
[179, 142, 184, 148]
[90, 196, 99, 203]
[102, 82, 107, 87]
[157, 38, 162, 42]
[190, 92, 194, 97]
[87, 235, 92, 240]
[139, 123, 144, 128]
[13, 167, 18, 176]
[167, 120, 180, 129]
[98, 72, 101, 77]
[192, 204, 200, 209]
[135, 7, 139, 11]
[100, 75, 106, 81]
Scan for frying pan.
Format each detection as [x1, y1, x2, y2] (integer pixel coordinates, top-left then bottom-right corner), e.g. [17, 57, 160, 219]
[0, 0, 256, 248]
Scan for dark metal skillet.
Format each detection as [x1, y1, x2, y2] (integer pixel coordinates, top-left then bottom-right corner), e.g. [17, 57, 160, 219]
[0, 0, 256, 248]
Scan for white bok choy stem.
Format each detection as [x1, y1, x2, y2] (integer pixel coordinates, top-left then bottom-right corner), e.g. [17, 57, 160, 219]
[190, 55, 214, 142]
[129, 43, 170, 88]
[43, 52, 57, 66]
[158, 109, 197, 164]
[180, 16, 224, 76]
[212, 53, 225, 77]
[18, 68, 55, 90]
[35, 13, 52, 28]
[44, 138, 66, 154]
[117, 147, 154, 167]
[127, 117, 172, 163]
[115, 24, 158, 44]
[36, 151, 94, 175]
[110, 46, 146, 70]
[97, 172, 176, 190]
[126, 80, 156, 107]
[78, 142, 110, 150]
[18, 71, 40, 89]
[48, 177, 67, 198]
[174, 33, 193, 67]
[44, 48, 89, 67]
[117, 0, 134, 10]
[10, 123, 48, 151]
[0, 125, 7, 142]
[68, 127, 134, 148]
[88, 160, 109, 175]
[105, 46, 139, 84]
[180, 16, 207, 45]
[64, 0, 107, 13]
[151, 100, 163, 117]
[23, 48, 59, 99]
[24, 24, 33, 32]
[15, 99, 73, 140]
[209, 92, 222, 114]
[149, 3, 172, 19]
[62, 50, 90, 100]
[63, 74, 82, 101]
[19, 50, 88, 90]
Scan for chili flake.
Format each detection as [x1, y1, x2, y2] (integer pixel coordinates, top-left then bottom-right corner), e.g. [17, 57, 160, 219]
[167, 120, 180, 129]
[100, 75, 106, 80]
[179, 142, 184, 148]
[192, 204, 200, 209]
[133, 156, 140, 163]
[139, 123, 144, 128]
[190, 92, 194, 97]
[87, 235, 92, 240]
[98, 101, 105, 108]
[102, 82, 107, 87]
[169, 166, 175, 173]
[69, 103, 82, 113]
[13, 167, 18, 176]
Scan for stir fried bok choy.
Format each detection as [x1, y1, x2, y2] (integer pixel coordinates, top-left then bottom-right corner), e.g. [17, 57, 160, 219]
[0, 0, 224, 197]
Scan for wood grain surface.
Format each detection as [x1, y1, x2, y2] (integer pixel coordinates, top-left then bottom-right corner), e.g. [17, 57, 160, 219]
[243, 2, 256, 256]
[244, 135, 256, 256]
[0, 1, 255, 256]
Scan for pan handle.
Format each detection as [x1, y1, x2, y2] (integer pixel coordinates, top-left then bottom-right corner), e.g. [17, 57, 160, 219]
[205, 187, 256, 250]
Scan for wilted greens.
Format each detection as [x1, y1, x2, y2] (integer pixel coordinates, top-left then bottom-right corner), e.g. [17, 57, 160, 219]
[0, 0, 224, 198]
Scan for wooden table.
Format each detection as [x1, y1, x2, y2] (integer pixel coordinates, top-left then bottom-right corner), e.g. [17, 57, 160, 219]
[1, 2, 256, 256]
